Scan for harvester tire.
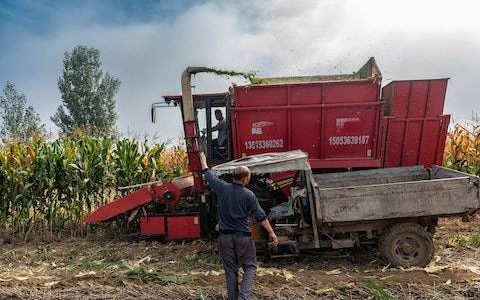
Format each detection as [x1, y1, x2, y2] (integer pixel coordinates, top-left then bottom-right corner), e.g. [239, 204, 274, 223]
[380, 222, 433, 268]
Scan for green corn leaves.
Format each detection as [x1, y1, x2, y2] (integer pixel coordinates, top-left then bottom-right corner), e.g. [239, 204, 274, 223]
[0, 136, 187, 237]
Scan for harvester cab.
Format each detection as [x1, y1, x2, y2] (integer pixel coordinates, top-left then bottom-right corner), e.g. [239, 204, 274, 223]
[159, 92, 232, 164]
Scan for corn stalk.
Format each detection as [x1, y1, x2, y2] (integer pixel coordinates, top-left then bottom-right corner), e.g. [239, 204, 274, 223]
[444, 119, 480, 176]
[0, 135, 187, 238]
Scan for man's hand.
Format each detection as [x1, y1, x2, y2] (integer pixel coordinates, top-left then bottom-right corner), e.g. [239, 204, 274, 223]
[269, 231, 279, 247]
[260, 219, 279, 247]
[199, 152, 208, 170]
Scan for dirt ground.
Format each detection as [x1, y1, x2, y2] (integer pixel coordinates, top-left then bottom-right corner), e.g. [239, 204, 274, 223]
[1, 217, 480, 299]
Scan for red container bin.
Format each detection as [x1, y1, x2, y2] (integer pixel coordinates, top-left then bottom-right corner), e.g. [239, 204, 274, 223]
[232, 80, 383, 169]
[231, 77, 449, 170]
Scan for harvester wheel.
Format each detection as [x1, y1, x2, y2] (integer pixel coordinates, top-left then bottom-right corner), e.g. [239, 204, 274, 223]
[379, 222, 433, 268]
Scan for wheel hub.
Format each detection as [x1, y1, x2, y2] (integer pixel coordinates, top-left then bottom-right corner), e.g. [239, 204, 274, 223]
[394, 237, 421, 262]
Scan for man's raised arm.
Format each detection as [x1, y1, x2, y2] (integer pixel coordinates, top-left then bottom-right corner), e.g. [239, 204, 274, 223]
[199, 152, 226, 193]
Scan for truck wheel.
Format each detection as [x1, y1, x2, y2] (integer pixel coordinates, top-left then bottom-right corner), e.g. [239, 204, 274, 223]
[380, 223, 433, 268]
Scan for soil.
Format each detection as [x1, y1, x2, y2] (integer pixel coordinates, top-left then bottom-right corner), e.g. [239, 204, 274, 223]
[1, 216, 480, 299]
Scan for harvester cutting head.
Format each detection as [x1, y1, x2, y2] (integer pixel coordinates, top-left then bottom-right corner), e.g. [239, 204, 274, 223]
[82, 176, 194, 224]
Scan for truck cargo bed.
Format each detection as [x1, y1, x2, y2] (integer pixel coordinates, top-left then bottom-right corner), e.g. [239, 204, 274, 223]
[313, 166, 480, 223]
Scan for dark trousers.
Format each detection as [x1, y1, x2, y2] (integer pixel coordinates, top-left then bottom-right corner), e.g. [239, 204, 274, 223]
[212, 139, 226, 160]
[218, 233, 257, 300]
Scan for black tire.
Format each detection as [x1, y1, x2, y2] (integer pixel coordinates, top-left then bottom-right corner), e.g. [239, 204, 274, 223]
[379, 223, 433, 268]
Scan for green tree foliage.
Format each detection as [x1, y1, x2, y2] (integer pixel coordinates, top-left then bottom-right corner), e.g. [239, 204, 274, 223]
[52, 45, 121, 136]
[0, 82, 45, 143]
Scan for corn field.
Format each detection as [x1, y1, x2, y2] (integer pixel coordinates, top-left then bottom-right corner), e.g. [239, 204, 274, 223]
[444, 120, 480, 176]
[1, 119, 479, 239]
[0, 136, 187, 237]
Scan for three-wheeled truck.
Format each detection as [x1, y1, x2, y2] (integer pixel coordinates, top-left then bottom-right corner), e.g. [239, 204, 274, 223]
[212, 150, 480, 267]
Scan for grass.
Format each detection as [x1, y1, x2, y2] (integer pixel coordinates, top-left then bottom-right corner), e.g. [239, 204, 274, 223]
[363, 280, 394, 300]
[447, 233, 480, 248]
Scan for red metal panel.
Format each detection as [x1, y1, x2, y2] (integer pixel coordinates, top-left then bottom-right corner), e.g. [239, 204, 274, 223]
[418, 119, 441, 166]
[83, 187, 152, 224]
[233, 110, 288, 156]
[322, 106, 378, 159]
[376, 103, 388, 161]
[140, 216, 165, 236]
[426, 80, 448, 117]
[324, 81, 378, 104]
[402, 120, 423, 165]
[381, 83, 393, 115]
[408, 81, 429, 118]
[184, 120, 204, 192]
[167, 215, 201, 239]
[385, 79, 448, 118]
[383, 115, 450, 168]
[290, 109, 321, 158]
[390, 81, 410, 117]
[290, 84, 322, 105]
[383, 118, 404, 167]
[235, 85, 287, 107]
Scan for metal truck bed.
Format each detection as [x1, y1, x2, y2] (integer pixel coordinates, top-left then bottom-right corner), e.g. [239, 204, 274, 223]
[313, 166, 480, 223]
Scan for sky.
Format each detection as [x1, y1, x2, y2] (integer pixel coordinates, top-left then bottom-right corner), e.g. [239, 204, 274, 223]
[1, 0, 480, 144]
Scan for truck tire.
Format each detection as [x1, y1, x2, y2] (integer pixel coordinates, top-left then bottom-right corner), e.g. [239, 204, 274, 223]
[379, 223, 433, 268]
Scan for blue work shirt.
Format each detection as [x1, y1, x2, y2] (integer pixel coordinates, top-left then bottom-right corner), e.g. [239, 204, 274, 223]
[204, 169, 267, 233]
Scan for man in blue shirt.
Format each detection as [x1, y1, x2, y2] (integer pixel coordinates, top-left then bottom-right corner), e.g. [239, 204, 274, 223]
[200, 152, 278, 300]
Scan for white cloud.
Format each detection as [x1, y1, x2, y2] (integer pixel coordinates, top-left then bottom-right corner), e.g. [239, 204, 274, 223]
[1, 0, 480, 141]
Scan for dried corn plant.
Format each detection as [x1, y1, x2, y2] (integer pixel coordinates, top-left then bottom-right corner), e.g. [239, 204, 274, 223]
[444, 118, 480, 176]
[0, 135, 187, 238]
